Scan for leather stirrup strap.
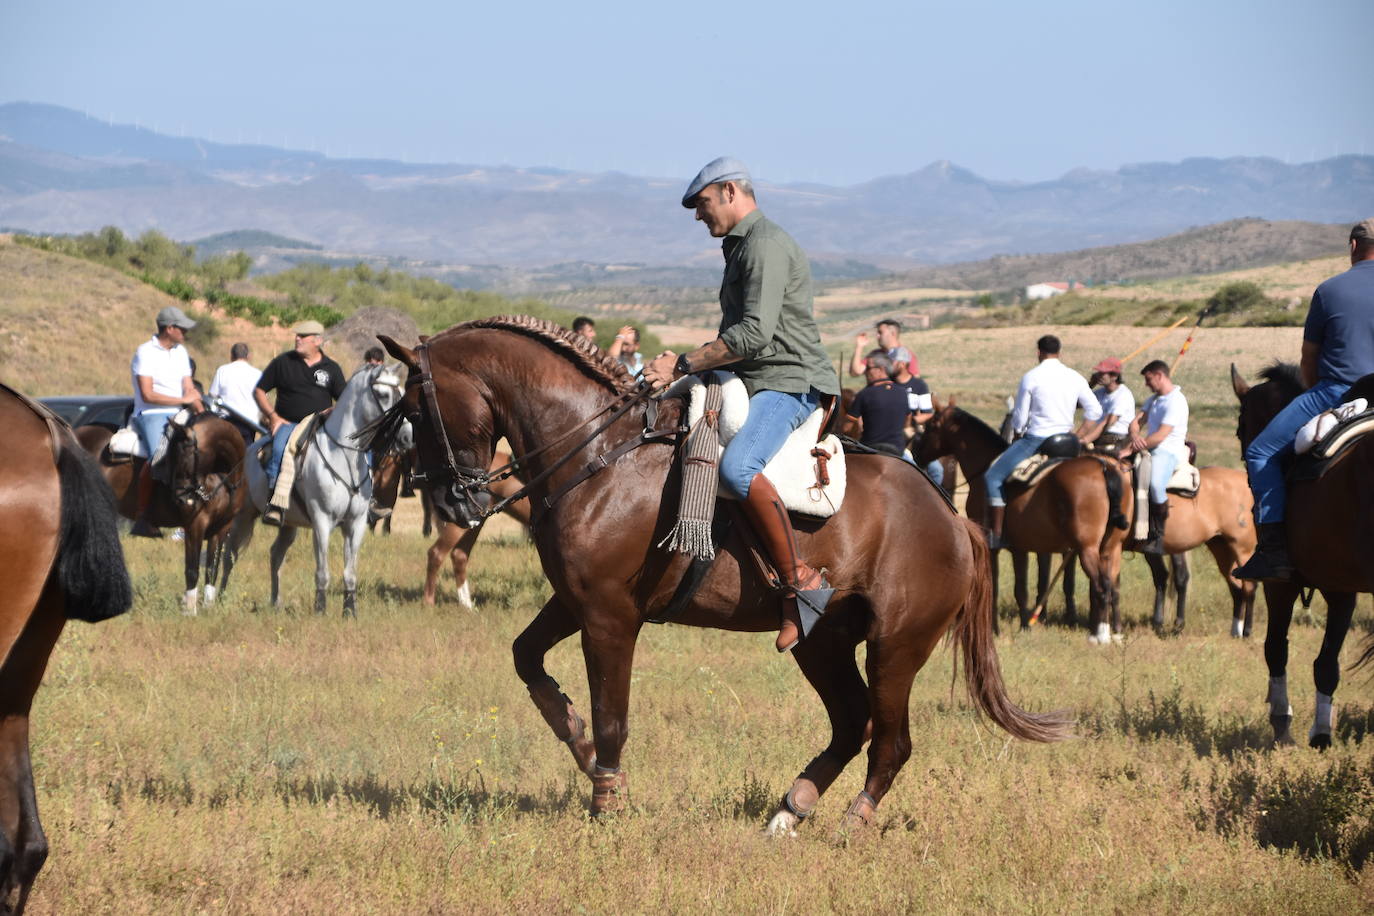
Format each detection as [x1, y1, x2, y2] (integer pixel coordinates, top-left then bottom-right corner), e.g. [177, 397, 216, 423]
[816, 393, 837, 442]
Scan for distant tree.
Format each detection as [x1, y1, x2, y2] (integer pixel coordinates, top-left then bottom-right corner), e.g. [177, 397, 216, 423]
[1207, 281, 1269, 315]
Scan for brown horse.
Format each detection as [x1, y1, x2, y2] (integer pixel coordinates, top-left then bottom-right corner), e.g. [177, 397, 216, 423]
[1231, 362, 1372, 747]
[913, 401, 1131, 639]
[77, 412, 247, 613]
[0, 386, 131, 913]
[367, 448, 531, 606]
[1133, 467, 1257, 636]
[377, 316, 1068, 828]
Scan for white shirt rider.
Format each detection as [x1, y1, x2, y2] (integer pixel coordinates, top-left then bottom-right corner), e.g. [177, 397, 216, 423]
[1142, 387, 1190, 460]
[1011, 356, 1102, 437]
[1096, 384, 1136, 436]
[209, 358, 263, 424]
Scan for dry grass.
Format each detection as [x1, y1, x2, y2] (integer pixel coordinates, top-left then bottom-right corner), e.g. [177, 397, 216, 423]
[28, 496, 1374, 913]
[0, 241, 364, 397]
[1089, 256, 1348, 303]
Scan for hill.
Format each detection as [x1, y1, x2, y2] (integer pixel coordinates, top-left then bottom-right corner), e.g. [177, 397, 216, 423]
[0, 237, 350, 396]
[2, 102, 1371, 268]
[192, 229, 322, 256]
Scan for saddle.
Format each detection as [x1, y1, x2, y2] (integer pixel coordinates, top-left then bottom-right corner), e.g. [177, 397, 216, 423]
[1291, 399, 1374, 483]
[671, 372, 847, 517]
[1004, 434, 1083, 498]
[107, 408, 197, 466]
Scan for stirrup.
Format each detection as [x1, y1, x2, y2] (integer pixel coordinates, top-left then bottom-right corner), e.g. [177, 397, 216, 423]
[777, 568, 834, 652]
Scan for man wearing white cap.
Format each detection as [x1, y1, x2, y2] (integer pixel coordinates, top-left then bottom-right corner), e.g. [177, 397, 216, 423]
[642, 156, 840, 653]
[129, 305, 204, 537]
[253, 320, 346, 525]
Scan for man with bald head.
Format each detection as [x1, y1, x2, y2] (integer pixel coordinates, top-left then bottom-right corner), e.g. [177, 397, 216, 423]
[643, 156, 839, 653]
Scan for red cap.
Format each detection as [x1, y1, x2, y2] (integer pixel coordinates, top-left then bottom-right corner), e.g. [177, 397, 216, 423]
[1093, 356, 1123, 374]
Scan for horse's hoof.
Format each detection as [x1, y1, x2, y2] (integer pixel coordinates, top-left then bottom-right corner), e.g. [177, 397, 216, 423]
[765, 810, 801, 838]
[1308, 731, 1332, 751]
[589, 767, 627, 817]
[313, 592, 327, 615]
[1270, 715, 1296, 747]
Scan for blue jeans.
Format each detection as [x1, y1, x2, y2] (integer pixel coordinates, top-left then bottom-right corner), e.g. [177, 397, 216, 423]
[133, 410, 174, 457]
[719, 388, 820, 499]
[984, 434, 1046, 507]
[267, 422, 297, 486]
[1148, 450, 1180, 503]
[1244, 379, 1346, 523]
[925, 458, 944, 487]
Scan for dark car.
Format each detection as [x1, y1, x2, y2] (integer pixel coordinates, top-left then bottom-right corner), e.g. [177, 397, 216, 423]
[40, 395, 135, 431]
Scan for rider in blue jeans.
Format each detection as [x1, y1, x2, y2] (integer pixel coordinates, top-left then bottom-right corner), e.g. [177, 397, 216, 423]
[1234, 218, 1374, 581]
[643, 157, 839, 654]
[983, 335, 1101, 549]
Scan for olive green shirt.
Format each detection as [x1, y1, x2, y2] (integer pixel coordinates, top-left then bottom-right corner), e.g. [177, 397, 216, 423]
[717, 210, 839, 398]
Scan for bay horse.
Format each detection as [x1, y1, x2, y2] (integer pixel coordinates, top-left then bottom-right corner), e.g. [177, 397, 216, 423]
[376, 316, 1069, 829]
[367, 448, 532, 607]
[1131, 467, 1257, 636]
[913, 401, 1131, 639]
[77, 412, 247, 613]
[240, 364, 405, 616]
[0, 385, 131, 913]
[1231, 362, 1372, 747]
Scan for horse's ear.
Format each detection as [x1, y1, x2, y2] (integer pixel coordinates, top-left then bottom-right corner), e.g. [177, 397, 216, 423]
[931, 394, 943, 412]
[1230, 363, 1250, 400]
[379, 335, 420, 372]
[947, 394, 957, 408]
[418, 335, 431, 344]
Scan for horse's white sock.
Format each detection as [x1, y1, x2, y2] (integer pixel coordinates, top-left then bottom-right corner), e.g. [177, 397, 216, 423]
[203, 584, 217, 604]
[1267, 676, 1291, 718]
[183, 588, 199, 615]
[1095, 622, 1111, 644]
[1231, 618, 1244, 638]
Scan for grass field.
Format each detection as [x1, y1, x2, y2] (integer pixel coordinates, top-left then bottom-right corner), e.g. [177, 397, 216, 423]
[28, 497, 1374, 913]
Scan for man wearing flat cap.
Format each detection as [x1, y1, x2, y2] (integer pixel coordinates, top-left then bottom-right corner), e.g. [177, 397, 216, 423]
[128, 305, 205, 536]
[254, 319, 346, 525]
[1236, 217, 1374, 581]
[642, 156, 840, 653]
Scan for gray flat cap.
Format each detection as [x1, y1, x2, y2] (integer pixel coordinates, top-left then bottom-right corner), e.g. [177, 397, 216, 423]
[682, 156, 751, 208]
[156, 305, 196, 330]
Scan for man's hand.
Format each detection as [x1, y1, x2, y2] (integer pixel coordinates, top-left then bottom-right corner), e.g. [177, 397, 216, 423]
[1129, 433, 1148, 453]
[268, 413, 288, 434]
[642, 351, 678, 390]
[854, 332, 869, 350]
[616, 325, 636, 341]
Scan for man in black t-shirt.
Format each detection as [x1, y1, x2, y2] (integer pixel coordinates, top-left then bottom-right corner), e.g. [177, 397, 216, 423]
[845, 353, 911, 455]
[253, 320, 346, 525]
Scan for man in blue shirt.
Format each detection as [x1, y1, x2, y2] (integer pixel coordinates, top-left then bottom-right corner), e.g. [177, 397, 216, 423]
[1235, 218, 1374, 581]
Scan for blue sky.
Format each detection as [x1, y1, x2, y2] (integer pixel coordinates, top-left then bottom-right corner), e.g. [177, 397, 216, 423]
[1, 0, 1365, 185]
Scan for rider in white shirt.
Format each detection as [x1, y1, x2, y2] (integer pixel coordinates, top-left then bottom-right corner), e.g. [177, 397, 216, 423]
[1120, 360, 1189, 554]
[1086, 356, 1136, 452]
[983, 335, 1102, 548]
[129, 305, 204, 537]
[209, 342, 263, 442]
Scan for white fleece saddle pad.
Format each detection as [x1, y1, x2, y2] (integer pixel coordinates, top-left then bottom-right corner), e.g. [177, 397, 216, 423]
[1295, 398, 1372, 456]
[1166, 462, 1200, 496]
[667, 372, 846, 517]
[108, 427, 147, 459]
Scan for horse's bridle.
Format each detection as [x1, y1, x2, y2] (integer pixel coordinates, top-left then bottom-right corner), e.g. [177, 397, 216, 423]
[405, 343, 680, 523]
[170, 417, 240, 508]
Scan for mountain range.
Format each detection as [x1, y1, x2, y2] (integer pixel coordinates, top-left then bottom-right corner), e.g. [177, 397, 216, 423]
[2, 101, 1371, 272]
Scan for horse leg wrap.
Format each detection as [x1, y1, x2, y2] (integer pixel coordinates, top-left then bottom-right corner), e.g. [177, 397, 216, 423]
[1266, 676, 1295, 746]
[343, 590, 357, 619]
[528, 678, 597, 776]
[842, 791, 877, 829]
[1309, 691, 1334, 749]
[590, 765, 627, 816]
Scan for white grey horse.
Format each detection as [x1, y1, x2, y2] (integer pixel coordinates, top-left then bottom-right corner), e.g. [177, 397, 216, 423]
[239, 363, 405, 616]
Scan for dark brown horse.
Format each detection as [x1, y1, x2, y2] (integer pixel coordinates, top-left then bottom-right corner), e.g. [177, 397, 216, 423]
[377, 316, 1068, 828]
[0, 386, 130, 913]
[913, 401, 1131, 639]
[77, 413, 247, 613]
[1231, 362, 1372, 747]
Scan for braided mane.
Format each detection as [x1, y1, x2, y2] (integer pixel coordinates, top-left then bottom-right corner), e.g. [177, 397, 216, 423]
[440, 315, 636, 394]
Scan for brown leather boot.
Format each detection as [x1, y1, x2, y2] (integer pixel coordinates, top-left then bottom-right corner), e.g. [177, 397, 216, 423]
[130, 462, 162, 538]
[741, 473, 832, 652]
[986, 505, 1006, 550]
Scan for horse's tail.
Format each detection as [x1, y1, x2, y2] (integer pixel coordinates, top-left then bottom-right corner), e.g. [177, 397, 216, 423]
[55, 440, 133, 623]
[952, 517, 1073, 742]
[1100, 458, 1129, 531]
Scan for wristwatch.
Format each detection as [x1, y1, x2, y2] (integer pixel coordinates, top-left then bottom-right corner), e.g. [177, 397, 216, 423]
[674, 353, 693, 377]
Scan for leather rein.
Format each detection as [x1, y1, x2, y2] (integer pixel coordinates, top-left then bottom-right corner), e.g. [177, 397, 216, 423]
[408, 344, 685, 522]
